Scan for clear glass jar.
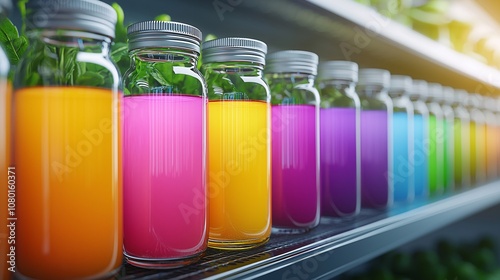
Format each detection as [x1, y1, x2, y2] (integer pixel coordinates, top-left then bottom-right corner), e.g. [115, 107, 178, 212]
[452, 89, 471, 189]
[357, 69, 393, 209]
[265, 50, 320, 233]
[388, 75, 414, 204]
[481, 96, 498, 180]
[407, 80, 429, 198]
[467, 93, 487, 185]
[201, 37, 271, 249]
[425, 83, 445, 195]
[14, 1, 122, 278]
[0, 1, 12, 280]
[317, 61, 360, 217]
[439, 86, 456, 192]
[123, 21, 207, 268]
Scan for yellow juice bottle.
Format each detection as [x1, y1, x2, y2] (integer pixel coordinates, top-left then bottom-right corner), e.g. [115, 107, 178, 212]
[202, 37, 271, 250]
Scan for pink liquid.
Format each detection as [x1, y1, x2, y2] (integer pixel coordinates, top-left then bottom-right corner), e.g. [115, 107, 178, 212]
[272, 105, 319, 230]
[123, 95, 207, 260]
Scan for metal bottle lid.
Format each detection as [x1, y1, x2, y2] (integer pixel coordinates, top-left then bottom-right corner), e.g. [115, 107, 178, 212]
[318, 61, 358, 82]
[409, 80, 428, 100]
[389, 75, 412, 96]
[127, 21, 202, 53]
[26, 0, 117, 39]
[202, 37, 267, 65]
[266, 50, 318, 75]
[358, 68, 391, 88]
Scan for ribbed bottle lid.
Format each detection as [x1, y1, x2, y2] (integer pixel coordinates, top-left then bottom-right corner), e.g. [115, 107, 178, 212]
[409, 80, 428, 99]
[467, 93, 481, 108]
[427, 83, 443, 101]
[454, 89, 468, 105]
[389, 75, 412, 96]
[0, 0, 11, 16]
[358, 68, 391, 88]
[266, 50, 318, 75]
[127, 21, 202, 53]
[318, 61, 358, 82]
[26, 0, 117, 39]
[202, 37, 267, 65]
[442, 86, 455, 104]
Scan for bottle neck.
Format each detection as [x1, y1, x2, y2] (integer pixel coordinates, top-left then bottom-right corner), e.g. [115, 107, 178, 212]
[357, 85, 387, 98]
[130, 48, 199, 68]
[29, 29, 112, 54]
[202, 61, 264, 76]
[266, 72, 316, 86]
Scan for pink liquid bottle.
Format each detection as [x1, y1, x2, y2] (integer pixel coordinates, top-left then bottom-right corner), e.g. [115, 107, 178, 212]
[317, 61, 361, 218]
[123, 21, 208, 268]
[357, 69, 394, 209]
[265, 50, 321, 233]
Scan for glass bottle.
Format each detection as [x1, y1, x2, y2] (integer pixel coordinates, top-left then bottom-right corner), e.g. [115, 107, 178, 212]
[357, 69, 393, 209]
[317, 61, 361, 217]
[14, 1, 122, 279]
[467, 93, 487, 185]
[388, 75, 414, 203]
[439, 86, 456, 192]
[265, 50, 320, 233]
[407, 80, 429, 198]
[425, 83, 445, 195]
[202, 38, 271, 249]
[123, 21, 207, 268]
[452, 89, 471, 189]
[482, 96, 498, 181]
[0, 1, 12, 279]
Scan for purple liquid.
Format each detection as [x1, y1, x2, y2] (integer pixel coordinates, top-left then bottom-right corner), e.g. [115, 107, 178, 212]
[361, 110, 391, 208]
[320, 108, 359, 217]
[272, 105, 319, 229]
[123, 95, 207, 260]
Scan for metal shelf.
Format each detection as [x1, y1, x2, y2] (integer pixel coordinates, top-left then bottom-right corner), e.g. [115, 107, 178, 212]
[117, 181, 500, 279]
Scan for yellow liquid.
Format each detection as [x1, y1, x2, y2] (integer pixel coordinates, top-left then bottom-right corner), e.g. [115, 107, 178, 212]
[470, 122, 477, 184]
[208, 100, 271, 249]
[471, 122, 487, 185]
[1, 80, 12, 280]
[486, 125, 498, 179]
[15, 87, 122, 279]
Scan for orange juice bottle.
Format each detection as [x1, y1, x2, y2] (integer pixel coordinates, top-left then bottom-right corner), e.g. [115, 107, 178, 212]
[1, 1, 13, 279]
[202, 38, 271, 250]
[13, 1, 122, 279]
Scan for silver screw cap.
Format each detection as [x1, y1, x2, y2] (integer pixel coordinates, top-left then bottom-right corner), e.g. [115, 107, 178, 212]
[202, 37, 267, 65]
[266, 50, 318, 75]
[318, 61, 358, 82]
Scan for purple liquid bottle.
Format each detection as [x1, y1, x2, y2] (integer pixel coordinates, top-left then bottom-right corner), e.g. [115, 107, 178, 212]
[357, 69, 393, 209]
[266, 50, 320, 233]
[317, 61, 360, 217]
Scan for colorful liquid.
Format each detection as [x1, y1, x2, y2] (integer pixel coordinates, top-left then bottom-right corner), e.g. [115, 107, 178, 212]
[320, 108, 359, 217]
[123, 95, 207, 266]
[361, 110, 391, 208]
[428, 115, 443, 195]
[272, 105, 319, 230]
[0, 80, 11, 280]
[486, 125, 498, 179]
[443, 120, 453, 191]
[461, 121, 471, 187]
[208, 100, 271, 249]
[413, 115, 428, 197]
[393, 112, 412, 203]
[471, 122, 486, 184]
[14, 87, 122, 279]
[453, 119, 463, 187]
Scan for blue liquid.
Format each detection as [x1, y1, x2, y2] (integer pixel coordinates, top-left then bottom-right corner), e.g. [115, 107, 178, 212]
[393, 112, 411, 202]
[413, 115, 428, 197]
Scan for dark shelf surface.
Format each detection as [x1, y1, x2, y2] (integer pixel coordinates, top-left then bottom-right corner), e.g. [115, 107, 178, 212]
[115, 181, 500, 280]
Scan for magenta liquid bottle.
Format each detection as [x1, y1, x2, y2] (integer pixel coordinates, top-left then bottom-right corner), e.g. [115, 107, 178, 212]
[266, 50, 320, 233]
[123, 21, 207, 268]
[357, 69, 393, 209]
[317, 61, 360, 218]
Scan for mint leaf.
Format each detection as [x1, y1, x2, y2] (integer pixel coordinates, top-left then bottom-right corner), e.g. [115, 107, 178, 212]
[0, 18, 28, 66]
[76, 72, 105, 87]
[154, 14, 171, 22]
[112, 3, 127, 44]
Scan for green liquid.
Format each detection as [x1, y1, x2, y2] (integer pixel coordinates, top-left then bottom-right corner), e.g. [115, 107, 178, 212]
[428, 115, 438, 195]
[453, 119, 462, 187]
[470, 122, 477, 184]
[443, 120, 450, 192]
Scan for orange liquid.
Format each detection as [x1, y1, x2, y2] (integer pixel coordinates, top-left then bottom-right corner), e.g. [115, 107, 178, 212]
[1, 80, 12, 280]
[14, 86, 122, 279]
